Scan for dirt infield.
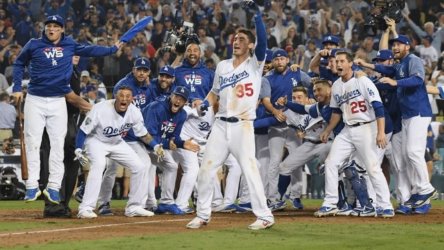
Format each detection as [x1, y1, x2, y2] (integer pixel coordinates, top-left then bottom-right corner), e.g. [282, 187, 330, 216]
[0, 206, 443, 248]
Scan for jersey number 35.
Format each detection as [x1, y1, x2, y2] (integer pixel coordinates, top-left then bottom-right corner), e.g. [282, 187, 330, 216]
[236, 83, 254, 98]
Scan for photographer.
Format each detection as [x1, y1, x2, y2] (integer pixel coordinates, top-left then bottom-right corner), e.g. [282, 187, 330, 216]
[0, 92, 16, 142]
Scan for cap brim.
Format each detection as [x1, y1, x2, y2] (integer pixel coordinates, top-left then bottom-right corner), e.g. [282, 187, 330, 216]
[44, 20, 63, 27]
[173, 93, 188, 100]
[134, 66, 150, 70]
[160, 72, 174, 77]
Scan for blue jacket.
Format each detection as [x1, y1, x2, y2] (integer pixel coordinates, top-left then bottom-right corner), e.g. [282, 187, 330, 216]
[375, 54, 432, 119]
[174, 59, 214, 101]
[113, 72, 150, 110]
[265, 68, 311, 110]
[13, 32, 117, 97]
[146, 78, 175, 104]
[141, 98, 187, 150]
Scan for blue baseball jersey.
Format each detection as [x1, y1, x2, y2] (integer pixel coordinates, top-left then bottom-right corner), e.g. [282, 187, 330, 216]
[254, 104, 274, 135]
[374, 80, 401, 134]
[265, 68, 311, 109]
[141, 98, 187, 150]
[13, 33, 117, 96]
[174, 59, 214, 101]
[375, 53, 432, 119]
[113, 72, 150, 143]
[145, 78, 175, 104]
[308, 102, 344, 136]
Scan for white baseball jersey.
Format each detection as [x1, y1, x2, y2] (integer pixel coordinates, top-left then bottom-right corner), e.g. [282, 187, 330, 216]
[80, 100, 147, 143]
[180, 105, 215, 144]
[211, 55, 265, 120]
[330, 76, 381, 126]
[284, 109, 325, 141]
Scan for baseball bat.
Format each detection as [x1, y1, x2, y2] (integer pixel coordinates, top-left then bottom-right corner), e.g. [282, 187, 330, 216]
[18, 97, 28, 180]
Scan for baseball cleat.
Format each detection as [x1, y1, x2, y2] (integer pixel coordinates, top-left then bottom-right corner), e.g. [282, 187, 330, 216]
[411, 189, 437, 208]
[24, 188, 42, 202]
[268, 200, 287, 212]
[380, 209, 395, 218]
[350, 206, 376, 217]
[292, 198, 304, 210]
[219, 204, 238, 213]
[43, 188, 60, 204]
[155, 203, 185, 215]
[181, 206, 195, 214]
[186, 217, 210, 229]
[248, 217, 275, 230]
[98, 202, 114, 216]
[314, 206, 338, 217]
[125, 207, 154, 217]
[336, 202, 353, 216]
[412, 203, 431, 214]
[77, 210, 97, 219]
[237, 202, 253, 213]
[395, 204, 412, 215]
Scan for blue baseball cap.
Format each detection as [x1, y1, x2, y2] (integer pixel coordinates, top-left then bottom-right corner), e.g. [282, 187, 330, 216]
[44, 15, 64, 27]
[133, 57, 150, 69]
[172, 86, 189, 100]
[272, 49, 288, 59]
[372, 49, 394, 62]
[159, 65, 175, 77]
[322, 35, 339, 45]
[422, 35, 433, 43]
[265, 49, 273, 62]
[389, 35, 410, 45]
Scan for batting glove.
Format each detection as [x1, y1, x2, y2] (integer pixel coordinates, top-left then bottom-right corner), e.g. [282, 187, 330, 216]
[197, 100, 209, 117]
[74, 148, 89, 167]
[154, 144, 165, 162]
[241, 0, 259, 12]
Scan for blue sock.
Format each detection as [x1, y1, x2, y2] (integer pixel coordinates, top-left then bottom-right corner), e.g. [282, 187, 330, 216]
[278, 175, 291, 200]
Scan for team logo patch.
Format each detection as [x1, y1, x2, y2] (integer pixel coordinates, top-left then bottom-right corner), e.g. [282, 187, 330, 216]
[85, 117, 91, 125]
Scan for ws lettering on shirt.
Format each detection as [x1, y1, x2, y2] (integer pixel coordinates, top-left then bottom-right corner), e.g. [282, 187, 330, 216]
[174, 60, 214, 101]
[80, 100, 147, 144]
[13, 33, 117, 97]
[212, 55, 264, 120]
[141, 98, 187, 149]
[113, 73, 150, 110]
[330, 76, 381, 126]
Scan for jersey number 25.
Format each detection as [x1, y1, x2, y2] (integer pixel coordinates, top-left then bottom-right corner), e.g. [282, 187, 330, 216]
[350, 100, 367, 114]
[236, 83, 254, 98]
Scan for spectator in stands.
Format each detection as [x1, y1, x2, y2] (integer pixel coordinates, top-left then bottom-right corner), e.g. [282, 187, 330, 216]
[0, 92, 16, 141]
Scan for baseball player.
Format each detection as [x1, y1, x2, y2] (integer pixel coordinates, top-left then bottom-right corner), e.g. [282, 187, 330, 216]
[315, 51, 394, 218]
[142, 86, 200, 215]
[13, 15, 123, 204]
[95, 57, 153, 215]
[187, 0, 274, 230]
[76, 86, 161, 218]
[372, 34, 437, 213]
[146, 65, 176, 103]
[262, 48, 311, 209]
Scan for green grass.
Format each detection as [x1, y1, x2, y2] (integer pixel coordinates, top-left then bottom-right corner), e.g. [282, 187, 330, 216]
[1, 200, 444, 250]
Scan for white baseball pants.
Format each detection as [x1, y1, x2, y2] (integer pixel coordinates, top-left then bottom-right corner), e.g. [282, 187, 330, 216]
[24, 94, 67, 190]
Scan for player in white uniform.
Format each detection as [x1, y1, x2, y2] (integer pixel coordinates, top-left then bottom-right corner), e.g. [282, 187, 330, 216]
[75, 86, 163, 218]
[315, 51, 394, 217]
[186, 1, 274, 230]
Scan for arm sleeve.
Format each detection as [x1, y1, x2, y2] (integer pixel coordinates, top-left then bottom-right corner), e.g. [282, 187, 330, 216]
[396, 75, 424, 88]
[254, 11, 267, 61]
[75, 43, 117, 57]
[397, 56, 425, 87]
[259, 77, 271, 99]
[332, 107, 342, 114]
[374, 64, 397, 77]
[171, 113, 187, 149]
[210, 64, 221, 95]
[254, 116, 279, 128]
[299, 71, 312, 88]
[362, 77, 382, 103]
[12, 41, 32, 92]
[372, 101, 385, 118]
[131, 107, 149, 137]
[75, 129, 87, 149]
[143, 106, 161, 148]
[79, 108, 98, 135]
[286, 101, 308, 114]
[307, 104, 320, 118]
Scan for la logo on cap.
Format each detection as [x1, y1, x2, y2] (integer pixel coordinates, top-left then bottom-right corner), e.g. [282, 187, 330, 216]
[180, 88, 184, 93]
[327, 36, 331, 40]
[377, 52, 380, 56]
[141, 59, 146, 64]
[52, 16, 57, 20]
[164, 66, 168, 70]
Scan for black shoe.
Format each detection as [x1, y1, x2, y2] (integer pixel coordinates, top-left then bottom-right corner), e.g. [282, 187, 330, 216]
[44, 204, 72, 218]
